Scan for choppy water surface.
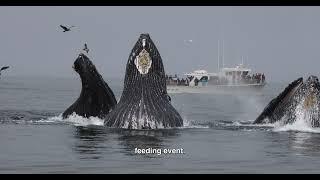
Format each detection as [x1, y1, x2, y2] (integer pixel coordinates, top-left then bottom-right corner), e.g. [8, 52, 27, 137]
[1, 76, 320, 173]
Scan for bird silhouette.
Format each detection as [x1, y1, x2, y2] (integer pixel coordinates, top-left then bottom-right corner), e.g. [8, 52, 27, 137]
[59, 25, 75, 32]
[0, 66, 9, 71]
[83, 43, 89, 53]
[0, 66, 9, 78]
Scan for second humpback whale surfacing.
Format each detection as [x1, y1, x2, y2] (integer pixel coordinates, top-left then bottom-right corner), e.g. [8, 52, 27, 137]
[254, 75, 320, 127]
[104, 34, 183, 129]
[62, 53, 117, 119]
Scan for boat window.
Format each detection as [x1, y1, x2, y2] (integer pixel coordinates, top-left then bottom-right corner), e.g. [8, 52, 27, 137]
[200, 76, 208, 81]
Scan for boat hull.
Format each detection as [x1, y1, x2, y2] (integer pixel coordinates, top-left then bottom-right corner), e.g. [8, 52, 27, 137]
[167, 83, 266, 94]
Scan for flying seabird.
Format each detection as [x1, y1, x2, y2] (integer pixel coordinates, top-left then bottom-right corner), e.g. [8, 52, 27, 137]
[0, 66, 9, 71]
[83, 43, 89, 53]
[0, 66, 9, 77]
[59, 25, 75, 32]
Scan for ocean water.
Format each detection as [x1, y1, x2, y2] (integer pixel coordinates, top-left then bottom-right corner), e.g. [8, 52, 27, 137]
[1, 76, 320, 173]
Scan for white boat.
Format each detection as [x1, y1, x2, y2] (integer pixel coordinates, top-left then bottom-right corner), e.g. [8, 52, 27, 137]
[166, 66, 266, 94]
[166, 40, 266, 94]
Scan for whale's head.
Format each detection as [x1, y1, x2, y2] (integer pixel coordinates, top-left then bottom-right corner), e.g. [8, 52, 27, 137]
[132, 34, 154, 75]
[296, 76, 320, 105]
[304, 75, 320, 93]
[254, 77, 303, 124]
[298, 75, 320, 109]
[287, 75, 320, 127]
[255, 75, 320, 127]
[103, 33, 183, 129]
[73, 53, 95, 75]
[123, 33, 166, 91]
[62, 53, 117, 119]
[73, 53, 103, 86]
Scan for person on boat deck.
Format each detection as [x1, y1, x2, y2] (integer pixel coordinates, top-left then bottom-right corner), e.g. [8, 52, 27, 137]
[181, 78, 185, 86]
[167, 75, 172, 85]
[185, 78, 189, 86]
[194, 78, 199, 86]
[253, 74, 257, 83]
[262, 73, 265, 83]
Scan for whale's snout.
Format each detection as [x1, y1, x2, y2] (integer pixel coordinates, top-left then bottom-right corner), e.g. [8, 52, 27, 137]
[139, 33, 150, 39]
[73, 53, 91, 74]
[306, 75, 320, 92]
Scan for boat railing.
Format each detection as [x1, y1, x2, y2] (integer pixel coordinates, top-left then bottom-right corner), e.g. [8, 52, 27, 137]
[166, 78, 189, 86]
[166, 72, 266, 86]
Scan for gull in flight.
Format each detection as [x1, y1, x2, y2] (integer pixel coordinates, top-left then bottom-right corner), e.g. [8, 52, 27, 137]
[59, 25, 75, 32]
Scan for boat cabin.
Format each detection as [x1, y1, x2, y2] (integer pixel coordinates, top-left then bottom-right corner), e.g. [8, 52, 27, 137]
[184, 70, 213, 87]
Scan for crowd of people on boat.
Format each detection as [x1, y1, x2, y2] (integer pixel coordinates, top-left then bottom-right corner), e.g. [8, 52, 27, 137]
[166, 72, 266, 86]
[240, 73, 265, 84]
[166, 74, 190, 86]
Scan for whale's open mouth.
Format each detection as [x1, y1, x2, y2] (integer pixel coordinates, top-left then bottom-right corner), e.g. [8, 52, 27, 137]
[302, 76, 320, 110]
[306, 76, 320, 93]
[254, 75, 320, 127]
[303, 93, 317, 109]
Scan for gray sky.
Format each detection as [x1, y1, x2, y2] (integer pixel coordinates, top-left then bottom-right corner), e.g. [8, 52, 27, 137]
[1, 6, 320, 82]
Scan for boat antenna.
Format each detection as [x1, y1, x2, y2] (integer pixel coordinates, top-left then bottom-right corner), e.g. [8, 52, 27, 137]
[246, 56, 249, 66]
[217, 40, 220, 71]
[222, 39, 225, 68]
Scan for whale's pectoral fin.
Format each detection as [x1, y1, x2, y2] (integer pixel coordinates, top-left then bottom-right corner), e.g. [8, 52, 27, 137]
[254, 77, 303, 124]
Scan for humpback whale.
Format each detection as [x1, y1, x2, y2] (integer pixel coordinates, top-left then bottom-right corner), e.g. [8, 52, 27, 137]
[254, 75, 320, 127]
[104, 33, 183, 129]
[62, 53, 117, 119]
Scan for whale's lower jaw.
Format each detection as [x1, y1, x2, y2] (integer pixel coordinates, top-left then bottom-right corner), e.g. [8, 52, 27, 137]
[62, 103, 112, 119]
[62, 84, 117, 119]
[62, 99, 113, 119]
[104, 95, 183, 129]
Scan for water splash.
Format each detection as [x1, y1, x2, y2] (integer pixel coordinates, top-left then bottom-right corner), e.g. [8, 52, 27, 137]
[179, 116, 209, 129]
[40, 113, 104, 126]
[35, 113, 209, 130]
[273, 103, 320, 133]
